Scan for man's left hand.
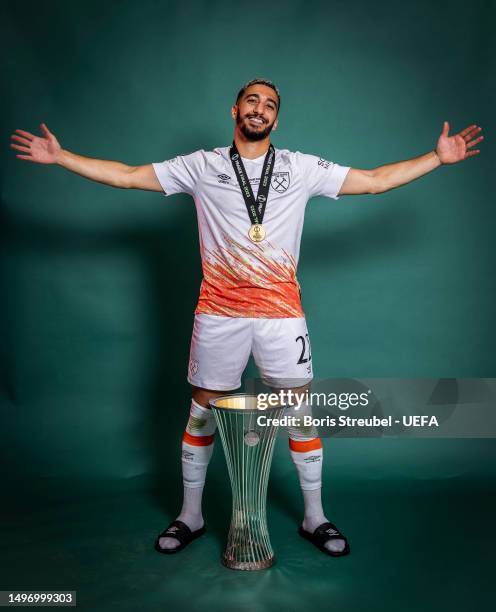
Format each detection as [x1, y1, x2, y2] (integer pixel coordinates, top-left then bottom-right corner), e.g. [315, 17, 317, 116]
[436, 121, 484, 164]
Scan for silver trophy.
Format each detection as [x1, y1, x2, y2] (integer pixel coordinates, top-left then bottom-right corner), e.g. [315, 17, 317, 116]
[210, 394, 284, 570]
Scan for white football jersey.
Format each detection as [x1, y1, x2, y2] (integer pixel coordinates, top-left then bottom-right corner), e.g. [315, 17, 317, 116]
[152, 146, 350, 318]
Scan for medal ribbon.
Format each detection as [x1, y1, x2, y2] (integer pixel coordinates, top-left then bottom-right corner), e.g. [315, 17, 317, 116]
[229, 141, 275, 226]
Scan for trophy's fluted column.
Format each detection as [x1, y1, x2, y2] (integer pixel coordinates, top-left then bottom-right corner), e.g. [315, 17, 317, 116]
[210, 395, 284, 570]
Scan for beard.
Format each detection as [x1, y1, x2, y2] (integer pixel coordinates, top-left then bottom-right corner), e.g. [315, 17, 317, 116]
[236, 112, 275, 141]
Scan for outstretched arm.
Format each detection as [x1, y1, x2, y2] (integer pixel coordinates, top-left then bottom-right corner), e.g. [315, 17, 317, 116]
[10, 123, 162, 191]
[338, 122, 483, 195]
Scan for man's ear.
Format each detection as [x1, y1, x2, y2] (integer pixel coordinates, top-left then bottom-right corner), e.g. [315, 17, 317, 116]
[231, 105, 238, 120]
[273, 118, 278, 131]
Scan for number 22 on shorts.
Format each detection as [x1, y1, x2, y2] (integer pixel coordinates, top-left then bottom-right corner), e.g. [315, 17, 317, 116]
[296, 333, 312, 364]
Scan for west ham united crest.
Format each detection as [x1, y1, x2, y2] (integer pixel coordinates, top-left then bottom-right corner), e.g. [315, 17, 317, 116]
[271, 172, 290, 193]
[189, 359, 199, 376]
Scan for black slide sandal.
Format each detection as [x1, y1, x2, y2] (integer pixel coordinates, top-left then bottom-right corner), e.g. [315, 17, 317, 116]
[155, 520, 206, 554]
[298, 521, 351, 557]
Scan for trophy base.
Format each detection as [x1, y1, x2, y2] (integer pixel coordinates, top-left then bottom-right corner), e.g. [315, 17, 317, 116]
[221, 555, 275, 571]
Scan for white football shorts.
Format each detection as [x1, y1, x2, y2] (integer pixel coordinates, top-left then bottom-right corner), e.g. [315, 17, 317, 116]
[187, 314, 314, 390]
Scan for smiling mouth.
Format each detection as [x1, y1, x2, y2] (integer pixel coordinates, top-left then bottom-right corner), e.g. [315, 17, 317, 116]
[248, 116, 266, 126]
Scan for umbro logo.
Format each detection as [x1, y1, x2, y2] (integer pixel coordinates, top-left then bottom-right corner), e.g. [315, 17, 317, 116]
[166, 526, 179, 534]
[304, 455, 321, 463]
[326, 528, 339, 536]
[218, 174, 231, 184]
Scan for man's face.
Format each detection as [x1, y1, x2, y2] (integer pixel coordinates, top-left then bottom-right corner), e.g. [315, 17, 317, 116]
[232, 84, 279, 141]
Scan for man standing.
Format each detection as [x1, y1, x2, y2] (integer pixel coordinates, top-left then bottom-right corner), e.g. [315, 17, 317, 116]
[10, 78, 483, 557]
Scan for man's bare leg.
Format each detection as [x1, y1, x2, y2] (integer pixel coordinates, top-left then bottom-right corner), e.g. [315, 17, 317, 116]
[156, 386, 225, 551]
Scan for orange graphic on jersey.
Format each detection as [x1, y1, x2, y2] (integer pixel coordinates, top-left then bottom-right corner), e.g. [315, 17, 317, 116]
[195, 234, 304, 318]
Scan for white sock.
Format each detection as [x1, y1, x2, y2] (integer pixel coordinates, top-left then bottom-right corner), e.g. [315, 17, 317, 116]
[301, 487, 326, 531]
[177, 485, 206, 532]
[158, 401, 215, 551]
[289, 436, 346, 554]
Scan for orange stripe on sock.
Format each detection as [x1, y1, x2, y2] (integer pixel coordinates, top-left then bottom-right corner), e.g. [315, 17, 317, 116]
[289, 437, 322, 452]
[183, 431, 215, 446]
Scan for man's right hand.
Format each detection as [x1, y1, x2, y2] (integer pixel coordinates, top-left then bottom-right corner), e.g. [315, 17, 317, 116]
[10, 123, 61, 164]
[9, 123, 162, 191]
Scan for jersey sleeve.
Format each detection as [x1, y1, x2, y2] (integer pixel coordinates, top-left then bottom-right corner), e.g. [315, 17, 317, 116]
[152, 150, 205, 197]
[294, 151, 350, 200]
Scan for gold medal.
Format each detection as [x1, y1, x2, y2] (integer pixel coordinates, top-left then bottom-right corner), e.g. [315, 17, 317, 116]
[248, 224, 266, 243]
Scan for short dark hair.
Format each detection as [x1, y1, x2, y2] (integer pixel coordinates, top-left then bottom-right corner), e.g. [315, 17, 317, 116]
[235, 78, 281, 112]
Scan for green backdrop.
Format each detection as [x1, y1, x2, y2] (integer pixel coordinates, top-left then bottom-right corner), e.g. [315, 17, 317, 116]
[1, 0, 494, 610]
